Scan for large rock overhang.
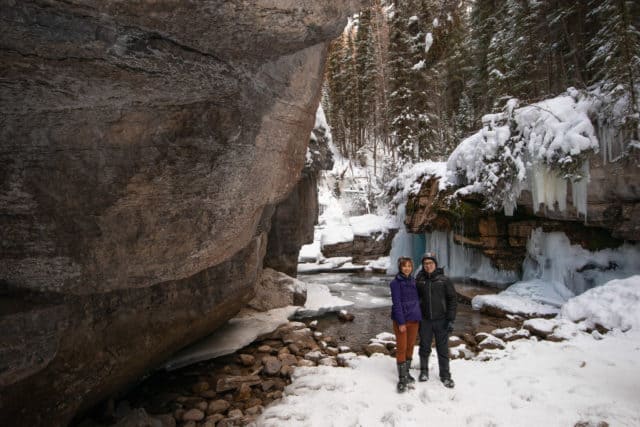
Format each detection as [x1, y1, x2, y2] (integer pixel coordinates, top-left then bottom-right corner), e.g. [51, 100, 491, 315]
[0, 1, 363, 424]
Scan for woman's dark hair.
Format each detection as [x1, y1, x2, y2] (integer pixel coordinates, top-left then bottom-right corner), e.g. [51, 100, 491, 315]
[397, 256, 413, 270]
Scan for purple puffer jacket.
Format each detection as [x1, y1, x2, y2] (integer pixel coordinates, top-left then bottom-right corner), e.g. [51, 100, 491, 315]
[389, 273, 422, 325]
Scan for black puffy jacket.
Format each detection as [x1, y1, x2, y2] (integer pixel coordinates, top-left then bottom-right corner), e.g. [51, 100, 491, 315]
[415, 268, 457, 321]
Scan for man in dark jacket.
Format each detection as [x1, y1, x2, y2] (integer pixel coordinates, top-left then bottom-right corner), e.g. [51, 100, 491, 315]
[415, 252, 457, 388]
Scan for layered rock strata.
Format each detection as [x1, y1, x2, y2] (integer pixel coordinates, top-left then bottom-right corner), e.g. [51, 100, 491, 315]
[0, 0, 362, 424]
[322, 231, 398, 263]
[404, 151, 639, 272]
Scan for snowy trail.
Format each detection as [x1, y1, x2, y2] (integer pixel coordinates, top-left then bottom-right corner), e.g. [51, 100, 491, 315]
[259, 331, 640, 426]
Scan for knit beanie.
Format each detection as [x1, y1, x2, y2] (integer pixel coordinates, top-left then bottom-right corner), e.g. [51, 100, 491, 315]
[421, 252, 438, 267]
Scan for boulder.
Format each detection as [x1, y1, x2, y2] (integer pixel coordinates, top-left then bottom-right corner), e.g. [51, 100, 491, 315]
[207, 400, 230, 416]
[304, 350, 323, 363]
[261, 356, 283, 376]
[365, 343, 389, 356]
[278, 353, 298, 366]
[523, 318, 558, 339]
[338, 310, 355, 322]
[238, 354, 255, 367]
[182, 409, 205, 422]
[248, 268, 307, 311]
[318, 357, 338, 367]
[475, 333, 507, 350]
[0, 0, 363, 423]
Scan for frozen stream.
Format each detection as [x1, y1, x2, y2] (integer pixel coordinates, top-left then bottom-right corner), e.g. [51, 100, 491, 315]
[295, 272, 508, 353]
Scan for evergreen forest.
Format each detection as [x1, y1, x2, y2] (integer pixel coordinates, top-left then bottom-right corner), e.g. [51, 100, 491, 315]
[323, 0, 640, 169]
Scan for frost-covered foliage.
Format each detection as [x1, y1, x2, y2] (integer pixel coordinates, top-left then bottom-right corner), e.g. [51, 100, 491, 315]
[591, 84, 640, 163]
[384, 160, 449, 210]
[447, 88, 599, 216]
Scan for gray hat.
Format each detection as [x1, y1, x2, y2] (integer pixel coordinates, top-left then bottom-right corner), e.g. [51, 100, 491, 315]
[421, 252, 438, 266]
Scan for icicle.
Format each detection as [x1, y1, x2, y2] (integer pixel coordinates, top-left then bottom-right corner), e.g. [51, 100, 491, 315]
[529, 162, 576, 214]
[571, 160, 590, 220]
[521, 228, 640, 297]
[422, 231, 518, 285]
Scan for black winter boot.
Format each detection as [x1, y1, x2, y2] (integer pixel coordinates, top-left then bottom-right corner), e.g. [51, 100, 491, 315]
[396, 362, 408, 393]
[441, 377, 455, 388]
[419, 357, 429, 382]
[405, 359, 416, 383]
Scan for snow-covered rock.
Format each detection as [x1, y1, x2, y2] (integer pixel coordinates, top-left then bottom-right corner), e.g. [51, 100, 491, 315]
[560, 275, 640, 332]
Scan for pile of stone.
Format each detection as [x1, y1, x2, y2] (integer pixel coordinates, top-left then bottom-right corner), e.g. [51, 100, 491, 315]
[446, 313, 616, 362]
[111, 321, 354, 427]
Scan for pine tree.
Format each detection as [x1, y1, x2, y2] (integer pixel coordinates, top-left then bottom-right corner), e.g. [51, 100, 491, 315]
[588, 0, 640, 142]
[325, 37, 349, 157]
[355, 8, 377, 147]
[388, 0, 419, 163]
[468, 0, 501, 115]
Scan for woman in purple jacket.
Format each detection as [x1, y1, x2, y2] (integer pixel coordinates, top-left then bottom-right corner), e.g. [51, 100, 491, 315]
[389, 256, 422, 393]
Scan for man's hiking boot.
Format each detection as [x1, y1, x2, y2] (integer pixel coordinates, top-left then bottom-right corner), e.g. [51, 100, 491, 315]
[405, 359, 416, 383]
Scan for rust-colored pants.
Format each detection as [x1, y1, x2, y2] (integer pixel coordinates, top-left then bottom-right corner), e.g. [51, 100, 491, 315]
[393, 320, 419, 363]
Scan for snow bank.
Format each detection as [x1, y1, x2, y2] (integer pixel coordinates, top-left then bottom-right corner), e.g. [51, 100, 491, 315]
[472, 289, 560, 317]
[387, 161, 449, 207]
[298, 240, 322, 263]
[348, 214, 396, 237]
[447, 89, 599, 216]
[560, 275, 640, 331]
[294, 283, 353, 318]
[320, 224, 354, 246]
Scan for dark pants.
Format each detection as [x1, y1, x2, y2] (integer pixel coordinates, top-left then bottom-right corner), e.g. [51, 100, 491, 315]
[418, 318, 451, 380]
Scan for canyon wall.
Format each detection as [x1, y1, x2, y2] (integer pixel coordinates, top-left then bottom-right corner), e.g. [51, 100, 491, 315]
[404, 151, 640, 272]
[0, 1, 362, 424]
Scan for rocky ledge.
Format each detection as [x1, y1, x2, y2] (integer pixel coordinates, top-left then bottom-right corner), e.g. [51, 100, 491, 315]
[404, 150, 639, 273]
[0, 1, 362, 424]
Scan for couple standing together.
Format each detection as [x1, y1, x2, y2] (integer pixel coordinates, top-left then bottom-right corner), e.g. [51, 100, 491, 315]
[390, 252, 457, 393]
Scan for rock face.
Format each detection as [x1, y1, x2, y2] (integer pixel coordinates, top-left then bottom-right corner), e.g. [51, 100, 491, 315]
[404, 151, 639, 272]
[0, 1, 362, 424]
[263, 122, 334, 276]
[322, 231, 398, 263]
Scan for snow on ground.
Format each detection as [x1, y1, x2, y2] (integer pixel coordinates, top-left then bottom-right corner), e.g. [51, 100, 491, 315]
[297, 257, 354, 274]
[259, 276, 640, 426]
[321, 224, 354, 246]
[367, 256, 391, 271]
[294, 283, 353, 318]
[349, 214, 397, 237]
[298, 240, 322, 263]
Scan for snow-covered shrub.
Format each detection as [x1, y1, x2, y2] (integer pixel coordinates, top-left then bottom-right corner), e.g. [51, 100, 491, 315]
[447, 89, 600, 216]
